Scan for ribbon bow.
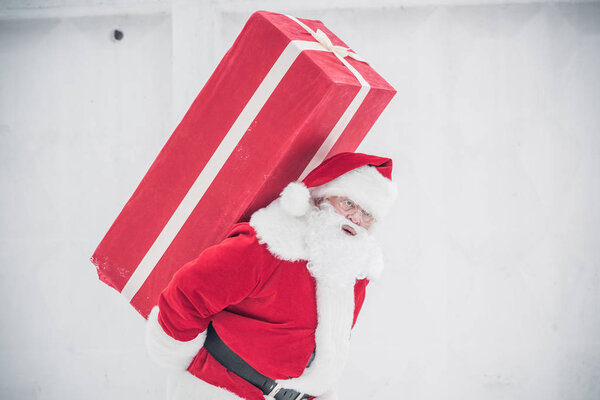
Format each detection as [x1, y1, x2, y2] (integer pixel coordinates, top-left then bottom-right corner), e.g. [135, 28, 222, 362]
[312, 29, 366, 63]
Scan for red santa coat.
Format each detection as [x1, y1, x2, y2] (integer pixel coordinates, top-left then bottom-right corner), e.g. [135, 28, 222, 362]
[146, 199, 374, 400]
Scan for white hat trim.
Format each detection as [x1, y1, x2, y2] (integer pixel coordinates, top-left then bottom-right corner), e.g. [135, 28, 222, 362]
[309, 165, 397, 220]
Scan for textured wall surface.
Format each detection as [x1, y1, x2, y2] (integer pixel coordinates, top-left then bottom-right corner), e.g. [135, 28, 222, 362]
[0, 12, 173, 400]
[1, 1, 599, 399]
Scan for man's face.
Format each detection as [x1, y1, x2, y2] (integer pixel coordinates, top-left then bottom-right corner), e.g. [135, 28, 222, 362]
[322, 196, 374, 235]
[306, 196, 383, 284]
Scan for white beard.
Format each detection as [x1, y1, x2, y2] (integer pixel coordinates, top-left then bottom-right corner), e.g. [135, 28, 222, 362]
[304, 203, 384, 287]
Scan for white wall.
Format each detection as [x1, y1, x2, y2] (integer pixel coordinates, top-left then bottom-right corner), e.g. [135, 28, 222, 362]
[1, 1, 599, 399]
[0, 9, 173, 400]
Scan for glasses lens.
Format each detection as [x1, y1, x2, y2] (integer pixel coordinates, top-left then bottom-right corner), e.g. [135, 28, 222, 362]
[335, 197, 375, 225]
[362, 213, 374, 224]
[338, 198, 354, 211]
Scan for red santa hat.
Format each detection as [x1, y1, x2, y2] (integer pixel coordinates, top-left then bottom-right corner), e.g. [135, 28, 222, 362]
[279, 152, 397, 221]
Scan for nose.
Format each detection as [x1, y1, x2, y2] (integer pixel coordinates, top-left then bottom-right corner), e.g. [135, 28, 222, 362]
[346, 211, 361, 225]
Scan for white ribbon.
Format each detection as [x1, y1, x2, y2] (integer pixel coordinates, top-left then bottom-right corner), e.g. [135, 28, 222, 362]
[312, 29, 367, 62]
[286, 15, 372, 179]
[286, 15, 367, 63]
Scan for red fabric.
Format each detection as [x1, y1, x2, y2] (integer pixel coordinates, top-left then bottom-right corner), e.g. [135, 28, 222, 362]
[92, 11, 395, 317]
[302, 152, 393, 188]
[157, 223, 368, 399]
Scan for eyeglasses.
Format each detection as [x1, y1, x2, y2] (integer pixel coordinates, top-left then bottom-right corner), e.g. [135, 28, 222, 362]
[331, 196, 375, 225]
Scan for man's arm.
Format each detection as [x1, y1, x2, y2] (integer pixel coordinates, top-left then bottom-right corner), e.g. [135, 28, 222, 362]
[145, 228, 267, 370]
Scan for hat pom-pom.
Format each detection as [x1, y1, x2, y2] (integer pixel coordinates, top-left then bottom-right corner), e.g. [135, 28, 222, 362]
[279, 182, 311, 217]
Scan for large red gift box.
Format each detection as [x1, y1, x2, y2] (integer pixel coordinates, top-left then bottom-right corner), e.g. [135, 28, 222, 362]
[91, 10, 396, 318]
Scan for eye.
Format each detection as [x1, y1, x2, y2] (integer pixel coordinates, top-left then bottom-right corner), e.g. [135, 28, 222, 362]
[338, 199, 352, 209]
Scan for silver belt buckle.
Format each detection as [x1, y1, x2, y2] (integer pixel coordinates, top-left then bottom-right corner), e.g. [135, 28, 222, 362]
[294, 392, 306, 400]
[266, 383, 282, 398]
[266, 382, 306, 400]
[266, 383, 304, 400]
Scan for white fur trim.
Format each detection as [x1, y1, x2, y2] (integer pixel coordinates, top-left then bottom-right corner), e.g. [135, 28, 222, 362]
[167, 370, 244, 400]
[316, 390, 339, 400]
[146, 306, 206, 370]
[251, 197, 384, 281]
[249, 199, 309, 261]
[310, 166, 397, 220]
[275, 281, 355, 396]
[279, 182, 311, 216]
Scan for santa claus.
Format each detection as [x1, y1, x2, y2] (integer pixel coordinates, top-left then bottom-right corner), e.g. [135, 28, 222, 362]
[146, 152, 397, 400]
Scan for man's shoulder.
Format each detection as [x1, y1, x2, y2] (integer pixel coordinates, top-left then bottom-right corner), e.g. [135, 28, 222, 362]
[226, 222, 258, 241]
[209, 222, 276, 262]
[175, 223, 278, 280]
[222, 222, 262, 252]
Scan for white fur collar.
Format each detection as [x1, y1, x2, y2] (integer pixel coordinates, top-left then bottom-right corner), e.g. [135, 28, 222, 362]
[249, 198, 310, 261]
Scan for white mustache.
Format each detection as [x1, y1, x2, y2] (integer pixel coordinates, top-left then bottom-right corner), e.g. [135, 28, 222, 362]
[318, 203, 366, 236]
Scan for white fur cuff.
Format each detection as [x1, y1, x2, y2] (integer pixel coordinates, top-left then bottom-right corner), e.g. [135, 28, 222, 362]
[168, 371, 244, 400]
[316, 390, 338, 400]
[146, 306, 206, 370]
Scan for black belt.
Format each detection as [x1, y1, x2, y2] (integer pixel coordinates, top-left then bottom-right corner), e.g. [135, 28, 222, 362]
[204, 323, 312, 400]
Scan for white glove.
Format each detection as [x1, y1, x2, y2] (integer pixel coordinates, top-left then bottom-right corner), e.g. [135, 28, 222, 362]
[145, 306, 206, 370]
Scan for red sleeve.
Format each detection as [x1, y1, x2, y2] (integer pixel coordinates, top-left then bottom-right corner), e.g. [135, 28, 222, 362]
[157, 225, 271, 341]
[352, 279, 369, 328]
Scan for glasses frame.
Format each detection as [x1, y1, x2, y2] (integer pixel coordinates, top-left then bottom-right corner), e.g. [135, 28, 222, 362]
[329, 196, 375, 226]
